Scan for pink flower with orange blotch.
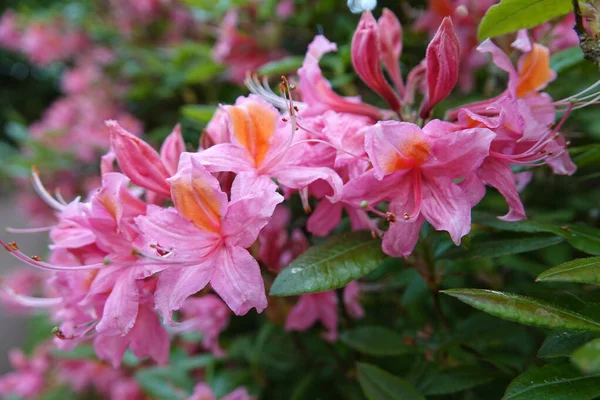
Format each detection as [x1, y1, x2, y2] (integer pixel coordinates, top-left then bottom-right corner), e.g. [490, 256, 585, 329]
[196, 95, 343, 204]
[344, 120, 494, 257]
[136, 153, 283, 320]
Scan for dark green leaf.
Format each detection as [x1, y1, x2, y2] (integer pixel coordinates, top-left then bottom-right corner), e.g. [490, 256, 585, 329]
[357, 363, 425, 400]
[442, 289, 600, 331]
[439, 235, 564, 260]
[573, 338, 600, 374]
[270, 231, 385, 296]
[478, 0, 572, 40]
[537, 256, 600, 284]
[504, 363, 600, 400]
[538, 331, 600, 359]
[419, 366, 498, 395]
[340, 326, 414, 357]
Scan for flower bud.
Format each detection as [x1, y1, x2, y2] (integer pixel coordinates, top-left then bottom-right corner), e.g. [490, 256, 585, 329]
[378, 8, 404, 95]
[352, 11, 401, 112]
[107, 120, 171, 197]
[160, 124, 185, 176]
[419, 17, 460, 119]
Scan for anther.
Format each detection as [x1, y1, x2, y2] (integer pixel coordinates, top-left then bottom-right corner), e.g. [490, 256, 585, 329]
[7, 242, 18, 251]
[360, 200, 368, 209]
[289, 83, 296, 90]
[386, 212, 397, 223]
[547, 151, 554, 156]
[540, 149, 547, 154]
[565, 141, 571, 147]
[31, 256, 42, 261]
[403, 213, 410, 221]
[282, 118, 288, 122]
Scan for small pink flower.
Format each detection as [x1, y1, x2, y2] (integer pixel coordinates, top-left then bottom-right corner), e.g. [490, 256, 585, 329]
[179, 294, 231, 356]
[0, 347, 49, 399]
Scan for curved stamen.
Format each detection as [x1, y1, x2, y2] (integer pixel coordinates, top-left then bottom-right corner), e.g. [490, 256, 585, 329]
[31, 166, 66, 212]
[0, 284, 62, 308]
[289, 138, 371, 163]
[0, 240, 104, 271]
[6, 225, 54, 234]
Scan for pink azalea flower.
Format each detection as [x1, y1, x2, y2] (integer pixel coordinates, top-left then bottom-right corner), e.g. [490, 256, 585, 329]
[197, 95, 343, 202]
[344, 120, 494, 257]
[136, 153, 283, 319]
[285, 282, 364, 341]
[178, 294, 231, 356]
[0, 347, 49, 399]
[189, 383, 252, 400]
[0, 10, 21, 51]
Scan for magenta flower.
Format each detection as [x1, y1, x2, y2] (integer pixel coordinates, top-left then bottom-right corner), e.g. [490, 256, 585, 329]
[137, 153, 283, 319]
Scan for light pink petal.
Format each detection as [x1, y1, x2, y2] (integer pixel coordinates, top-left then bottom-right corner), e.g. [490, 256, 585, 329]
[512, 29, 532, 52]
[477, 39, 519, 95]
[93, 333, 129, 368]
[342, 169, 405, 207]
[195, 143, 253, 173]
[285, 295, 320, 331]
[423, 126, 495, 178]
[479, 158, 526, 221]
[210, 247, 267, 315]
[421, 176, 472, 245]
[307, 200, 343, 237]
[222, 173, 283, 248]
[343, 281, 365, 319]
[155, 259, 215, 324]
[378, 8, 404, 94]
[459, 173, 487, 207]
[222, 387, 253, 400]
[317, 291, 339, 342]
[547, 136, 577, 176]
[384, 189, 425, 258]
[96, 273, 139, 335]
[273, 165, 343, 202]
[189, 383, 217, 400]
[129, 303, 170, 365]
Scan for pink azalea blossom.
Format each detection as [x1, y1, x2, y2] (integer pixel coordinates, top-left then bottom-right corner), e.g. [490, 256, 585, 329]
[189, 383, 252, 400]
[136, 153, 283, 319]
[343, 120, 494, 257]
[285, 282, 364, 341]
[0, 347, 49, 399]
[179, 294, 231, 356]
[0, 10, 21, 51]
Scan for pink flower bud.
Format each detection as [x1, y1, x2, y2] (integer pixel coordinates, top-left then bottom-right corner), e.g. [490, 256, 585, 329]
[106, 120, 171, 197]
[378, 8, 404, 95]
[160, 124, 185, 176]
[352, 11, 401, 112]
[419, 17, 460, 119]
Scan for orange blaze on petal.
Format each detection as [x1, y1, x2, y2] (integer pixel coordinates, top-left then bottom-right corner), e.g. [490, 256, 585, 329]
[382, 135, 431, 173]
[516, 44, 554, 98]
[227, 101, 277, 168]
[171, 177, 222, 234]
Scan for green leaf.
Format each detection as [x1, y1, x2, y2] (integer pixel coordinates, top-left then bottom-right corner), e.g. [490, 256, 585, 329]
[573, 338, 600, 374]
[270, 231, 385, 296]
[478, 0, 572, 40]
[181, 105, 217, 125]
[439, 235, 564, 260]
[185, 62, 225, 83]
[550, 47, 586, 73]
[418, 366, 498, 396]
[504, 363, 600, 400]
[257, 56, 304, 75]
[538, 331, 600, 358]
[442, 289, 600, 331]
[472, 212, 600, 255]
[357, 363, 425, 400]
[340, 326, 414, 357]
[537, 256, 600, 284]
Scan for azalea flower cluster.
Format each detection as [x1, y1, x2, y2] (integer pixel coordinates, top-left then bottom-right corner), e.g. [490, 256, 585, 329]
[0, 5, 593, 399]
